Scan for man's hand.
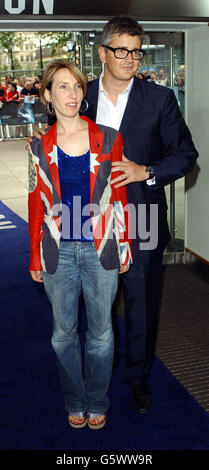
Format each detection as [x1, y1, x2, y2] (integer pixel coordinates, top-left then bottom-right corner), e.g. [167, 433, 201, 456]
[111, 156, 148, 188]
[119, 264, 130, 274]
[25, 126, 48, 149]
[30, 270, 43, 283]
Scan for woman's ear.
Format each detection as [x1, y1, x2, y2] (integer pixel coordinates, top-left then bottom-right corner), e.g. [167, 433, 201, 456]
[44, 88, 51, 103]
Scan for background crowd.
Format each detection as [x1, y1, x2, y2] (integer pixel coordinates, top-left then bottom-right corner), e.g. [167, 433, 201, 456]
[0, 74, 42, 105]
[0, 66, 185, 106]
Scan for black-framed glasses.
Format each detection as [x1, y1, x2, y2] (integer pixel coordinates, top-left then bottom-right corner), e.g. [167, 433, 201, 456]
[102, 45, 145, 60]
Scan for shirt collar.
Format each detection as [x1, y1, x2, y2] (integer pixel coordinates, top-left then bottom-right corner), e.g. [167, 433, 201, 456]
[98, 72, 134, 98]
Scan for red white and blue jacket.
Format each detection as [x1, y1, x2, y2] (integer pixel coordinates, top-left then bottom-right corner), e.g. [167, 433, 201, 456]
[28, 116, 132, 274]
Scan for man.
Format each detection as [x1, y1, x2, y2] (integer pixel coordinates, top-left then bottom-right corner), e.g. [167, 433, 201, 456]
[21, 81, 39, 99]
[32, 16, 198, 414]
[84, 16, 198, 413]
[5, 75, 12, 87]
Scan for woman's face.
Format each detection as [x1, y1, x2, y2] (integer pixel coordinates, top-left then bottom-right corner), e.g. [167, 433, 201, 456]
[8, 84, 15, 92]
[45, 68, 84, 119]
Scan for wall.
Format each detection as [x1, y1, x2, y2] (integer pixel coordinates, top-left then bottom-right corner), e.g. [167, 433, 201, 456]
[185, 25, 209, 262]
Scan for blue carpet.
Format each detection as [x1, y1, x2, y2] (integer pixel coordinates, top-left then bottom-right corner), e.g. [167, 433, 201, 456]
[0, 201, 209, 451]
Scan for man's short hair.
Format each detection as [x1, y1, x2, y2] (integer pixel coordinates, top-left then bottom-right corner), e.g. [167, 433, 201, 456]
[102, 16, 144, 46]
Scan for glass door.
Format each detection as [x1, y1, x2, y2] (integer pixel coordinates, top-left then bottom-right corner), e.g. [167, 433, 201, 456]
[139, 32, 185, 263]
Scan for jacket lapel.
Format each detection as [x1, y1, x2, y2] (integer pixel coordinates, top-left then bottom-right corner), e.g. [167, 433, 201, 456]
[42, 122, 61, 201]
[120, 77, 142, 135]
[84, 78, 99, 122]
[81, 115, 104, 201]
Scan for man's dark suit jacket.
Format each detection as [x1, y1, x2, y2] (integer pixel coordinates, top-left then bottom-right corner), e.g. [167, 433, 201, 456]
[84, 76, 198, 258]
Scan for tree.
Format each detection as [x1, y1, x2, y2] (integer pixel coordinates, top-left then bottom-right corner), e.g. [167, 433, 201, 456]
[13, 57, 21, 71]
[0, 32, 22, 76]
[39, 31, 81, 62]
[40, 32, 78, 55]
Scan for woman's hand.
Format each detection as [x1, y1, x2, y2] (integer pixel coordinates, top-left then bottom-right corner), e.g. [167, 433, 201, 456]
[30, 270, 43, 283]
[119, 264, 130, 274]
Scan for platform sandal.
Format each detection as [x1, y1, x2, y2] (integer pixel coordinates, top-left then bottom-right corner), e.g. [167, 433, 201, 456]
[68, 412, 87, 429]
[87, 413, 106, 430]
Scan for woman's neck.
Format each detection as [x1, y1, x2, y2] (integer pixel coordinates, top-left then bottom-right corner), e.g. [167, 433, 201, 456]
[56, 114, 89, 156]
[56, 114, 86, 136]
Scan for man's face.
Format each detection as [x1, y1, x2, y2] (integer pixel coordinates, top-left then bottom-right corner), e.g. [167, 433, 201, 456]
[99, 33, 141, 83]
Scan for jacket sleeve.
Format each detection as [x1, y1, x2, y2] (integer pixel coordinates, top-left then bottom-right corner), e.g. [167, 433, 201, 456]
[111, 132, 133, 265]
[149, 89, 198, 190]
[28, 145, 44, 271]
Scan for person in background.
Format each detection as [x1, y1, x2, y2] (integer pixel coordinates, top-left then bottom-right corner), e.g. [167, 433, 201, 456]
[5, 75, 12, 88]
[141, 69, 149, 80]
[33, 80, 41, 97]
[0, 81, 7, 103]
[16, 77, 25, 93]
[158, 69, 168, 87]
[149, 71, 160, 84]
[21, 81, 39, 100]
[86, 73, 97, 82]
[28, 59, 132, 430]
[6, 82, 20, 102]
[135, 70, 144, 79]
[175, 67, 185, 92]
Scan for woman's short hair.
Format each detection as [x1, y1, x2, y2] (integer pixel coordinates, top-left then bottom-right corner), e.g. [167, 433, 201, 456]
[102, 16, 144, 46]
[40, 59, 87, 109]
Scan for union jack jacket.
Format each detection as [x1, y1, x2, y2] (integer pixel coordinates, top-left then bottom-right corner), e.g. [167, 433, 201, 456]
[28, 116, 132, 274]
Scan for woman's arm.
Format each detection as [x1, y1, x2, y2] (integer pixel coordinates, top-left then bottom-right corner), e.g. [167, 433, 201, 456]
[28, 146, 44, 275]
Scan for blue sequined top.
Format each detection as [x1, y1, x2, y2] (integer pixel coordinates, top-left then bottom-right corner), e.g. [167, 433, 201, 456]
[57, 147, 93, 242]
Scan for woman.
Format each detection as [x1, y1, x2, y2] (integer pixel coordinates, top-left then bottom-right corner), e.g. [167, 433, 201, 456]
[149, 71, 160, 85]
[28, 60, 132, 430]
[6, 82, 20, 102]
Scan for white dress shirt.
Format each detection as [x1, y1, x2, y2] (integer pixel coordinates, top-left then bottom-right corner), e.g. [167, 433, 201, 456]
[96, 72, 134, 131]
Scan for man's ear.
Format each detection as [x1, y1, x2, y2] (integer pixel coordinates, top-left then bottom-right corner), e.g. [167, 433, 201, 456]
[98, 46, 107, 65]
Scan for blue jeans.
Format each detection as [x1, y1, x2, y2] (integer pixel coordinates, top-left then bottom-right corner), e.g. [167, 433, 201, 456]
[42, 241, 118, 415]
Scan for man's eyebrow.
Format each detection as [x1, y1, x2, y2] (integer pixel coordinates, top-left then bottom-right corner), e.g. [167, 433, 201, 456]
[115, 46, 140, 50]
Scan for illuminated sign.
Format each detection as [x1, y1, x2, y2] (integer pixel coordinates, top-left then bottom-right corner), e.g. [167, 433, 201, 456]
[0, 0, 209, 19]
[0, 0, 54, 14]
